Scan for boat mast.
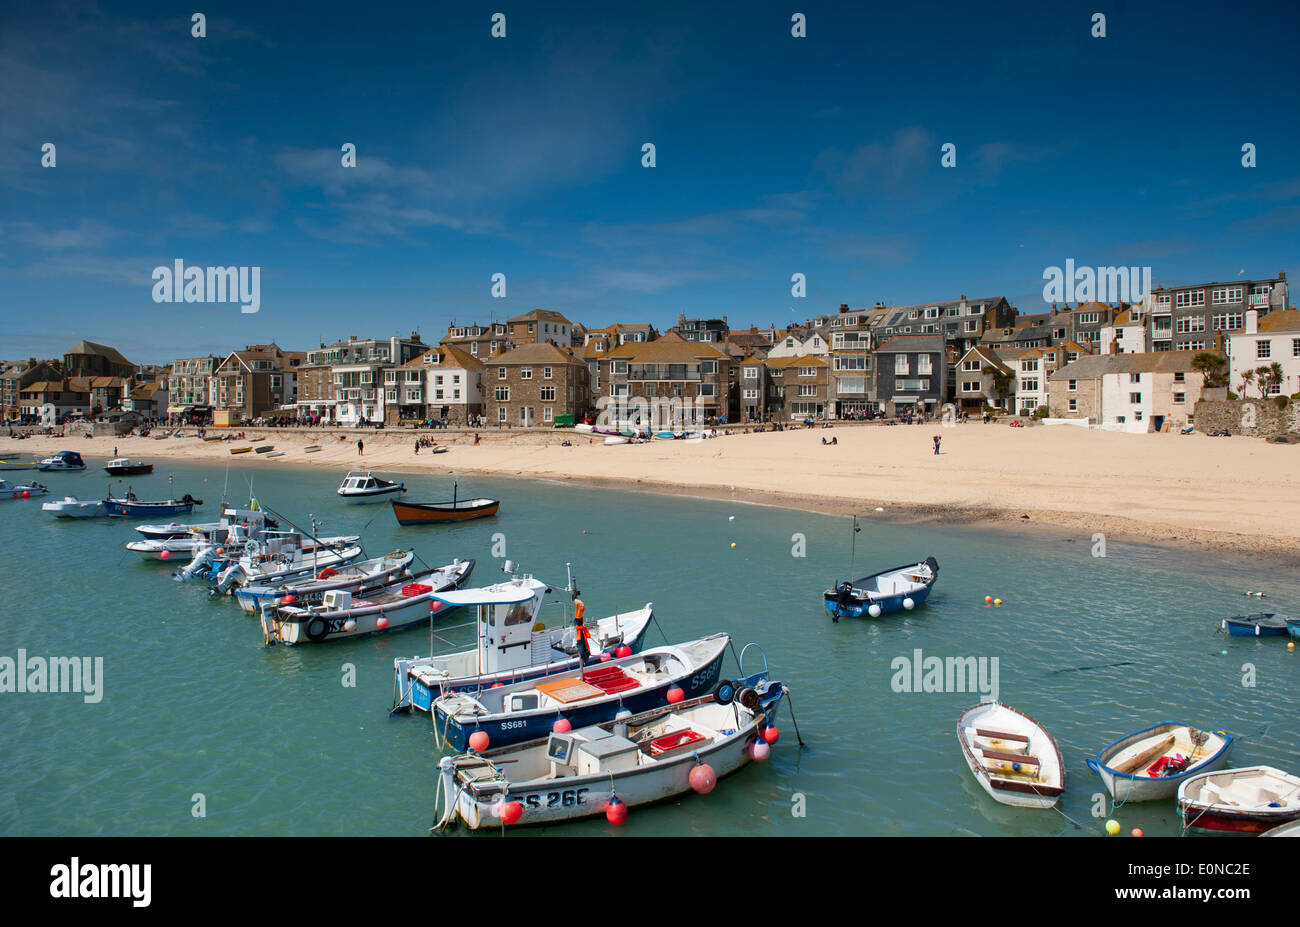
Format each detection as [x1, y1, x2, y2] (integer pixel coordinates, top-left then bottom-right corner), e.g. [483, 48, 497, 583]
[849, 514, 860, 578]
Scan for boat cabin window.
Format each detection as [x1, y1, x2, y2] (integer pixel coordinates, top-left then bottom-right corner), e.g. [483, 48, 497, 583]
[546, 734, 574, 764]
[499, 602, 533, 627]
[508, 694, 539, 712]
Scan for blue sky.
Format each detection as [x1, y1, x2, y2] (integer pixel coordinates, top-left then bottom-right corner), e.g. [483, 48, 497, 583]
[2, 0, 1298, 363]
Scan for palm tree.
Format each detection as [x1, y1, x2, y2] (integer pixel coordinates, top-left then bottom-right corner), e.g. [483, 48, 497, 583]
[1254, 365, 1277, 398]
[1240, 370, 1255, 397]
[1191, 351, 1227, 387]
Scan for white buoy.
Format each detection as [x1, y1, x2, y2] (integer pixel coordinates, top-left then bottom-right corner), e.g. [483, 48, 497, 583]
[867, 604, 882, 618]
[903, 597, 915, 610]
[874, 506, 884, 512]
[728, 515, 735, 521]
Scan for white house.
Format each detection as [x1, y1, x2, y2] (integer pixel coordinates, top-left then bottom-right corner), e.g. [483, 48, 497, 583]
[384, 344, 486, 425]
[1228, 309, 1300, 398]
[766, 331, 828, 359]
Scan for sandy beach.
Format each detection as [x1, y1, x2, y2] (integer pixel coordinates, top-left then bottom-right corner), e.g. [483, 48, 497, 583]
[9, 423, 1300, 557]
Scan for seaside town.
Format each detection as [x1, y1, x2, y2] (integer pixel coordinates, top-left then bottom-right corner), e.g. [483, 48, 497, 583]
[5, 271, 1298, 436]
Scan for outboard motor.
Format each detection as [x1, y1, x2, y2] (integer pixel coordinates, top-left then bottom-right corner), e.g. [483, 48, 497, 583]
[177, 545, 216, 582]
[832, 582, 855, 622]
[215, 562, 245, 595]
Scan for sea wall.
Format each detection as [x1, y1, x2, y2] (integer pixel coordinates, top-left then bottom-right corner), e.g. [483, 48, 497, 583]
[1194, 398, 1300, 438]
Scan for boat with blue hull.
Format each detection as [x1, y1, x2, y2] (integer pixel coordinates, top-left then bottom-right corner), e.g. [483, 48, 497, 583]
[104, 492, 201, 517]
[824, 556, 939, 619]
[1289, 617, 1300, 641]
[1086, 721, 1233, 803]
[1221, 613, 1290, 637]
[393, 563, 656, 712]
[432, 633, 730, 752]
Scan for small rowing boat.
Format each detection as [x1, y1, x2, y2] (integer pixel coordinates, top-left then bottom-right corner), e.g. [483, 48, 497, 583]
[1087, 721, 1232, 802]
[1, 478, 50, 499]
[956, 701, 1064, 808]
[230, 446, 251, 455]
[1178, 765, 1300, 834]
[254, 445, 274, 454]
[391, 481, 498, 524]
[1221, 613, 1290, 637]
[304, 445, 321, 453]
[42, 496, 107, 518]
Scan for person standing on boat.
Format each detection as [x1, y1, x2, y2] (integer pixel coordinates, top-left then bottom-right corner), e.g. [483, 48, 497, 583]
[573, 600, 593, 668]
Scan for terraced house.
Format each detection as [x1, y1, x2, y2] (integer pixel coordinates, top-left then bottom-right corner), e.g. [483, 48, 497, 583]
[818, 304, 875, 417]
[167, 355, 218, 418]
[508, 309, 576, 348]
[1146, 273, 1289, 353]
[384, 344, 486, 425]
[488, 341, 589, 427]
[1228, 309, 1300, 398]
[1048, 350, 1215, 432]
[764, 355, 829, 421]
[213, 343, 305, 422]
[955, 346, 1013, 414]
[872, 335, 948, 417]
[441, 321, 509, 360]
[601, 341, 732, 424]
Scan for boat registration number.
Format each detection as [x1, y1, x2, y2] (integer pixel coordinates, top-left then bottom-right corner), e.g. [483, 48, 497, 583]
[689, 664, 720, 691]
[500, 719, 529, 731]
[521, 788, 589, 809]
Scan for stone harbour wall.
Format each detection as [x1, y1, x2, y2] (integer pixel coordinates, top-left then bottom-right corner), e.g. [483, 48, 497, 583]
[1193, 398, 1300, 437]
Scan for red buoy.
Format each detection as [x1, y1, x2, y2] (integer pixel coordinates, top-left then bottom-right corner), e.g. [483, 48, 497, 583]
[376, 616, 389, 629]
[599, 652, 611, 662]
[469, 731, 490, 752]
[160, 550, 171, 560]
[763, 727, 779, 745]
[498, 800, 522, 825]
[283, 594, 296, 605]
[615, 645, 632, 658]
[605, 796, 628, 826]
[689, 764, 717, 794]
[748, 740, 771, 762]
[666, 687, 685, 704]
[430, 600, 443, 611]
[553, 718, 572, 733]
[20, 491, 30, 498]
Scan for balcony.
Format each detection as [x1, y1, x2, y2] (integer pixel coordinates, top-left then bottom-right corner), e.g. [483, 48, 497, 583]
[1249, 293, 1270, 308]
[895, 378, 931, 392]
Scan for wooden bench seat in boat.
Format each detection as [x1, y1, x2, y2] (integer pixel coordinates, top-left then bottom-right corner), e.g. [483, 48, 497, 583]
[979, 749, 1040, 768]
[973, 728, 1030, 755]
[536, 678, 606, 703]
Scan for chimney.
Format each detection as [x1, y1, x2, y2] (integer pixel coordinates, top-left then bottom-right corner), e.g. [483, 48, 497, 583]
[1214, 330, 1225, 353]
[839, 303, 849, 313]
[1279, 271, 1286, 280]
[1244, 308, 1259, 335]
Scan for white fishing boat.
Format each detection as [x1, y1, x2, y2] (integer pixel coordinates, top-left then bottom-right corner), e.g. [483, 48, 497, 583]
[42, 496, 107, 518]
[433, 678, 786, 830]
[1178, 765, 1300, 835]
[259, 558, 475, 645]
[393, 562, 656, 712]
[0, 478, 49, 499]
[1087, 721, 1233, 803]
[207, 533, 364, 593]
[233, 549, 416, 613]
[956, 702, 1065, 809]
[129, 529, 355, 562]
[431, 633, 731, 752]
[337, 470, 406, 504]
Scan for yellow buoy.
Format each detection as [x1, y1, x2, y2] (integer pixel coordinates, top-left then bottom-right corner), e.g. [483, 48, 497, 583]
[1105, 819, 1120, 835]
[994, 598, 1002, 606]
[730, 542, 736, 549]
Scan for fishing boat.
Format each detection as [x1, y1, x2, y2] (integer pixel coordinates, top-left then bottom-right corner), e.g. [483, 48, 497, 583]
[129, 527, 353, 562]
[0, 478, 50, 499]
[208, 534, 365, 593]
[433, 673, 786, 830]
[1178, 765, 1300, 835]
[1221, 613, 1290, 637]
[432, 633, 731, 752]
[104, 457, 153, 476]
[825, 554, 939, 619]
[37, 451, 87, 471]
[233, 549, 416, 613]
[259, 558, 474, 645]
[956, 702, 1065, 808]
[391, 482, 498, 525]
[0, 458, 39, 471]
[393, 562, 656, 712]
[1087, 722, 1233, 803]
[337, 470, 406, 504]
[42, 496, 107, 518]
[135, 507, 278, 540]
[104, 486, 201, 517]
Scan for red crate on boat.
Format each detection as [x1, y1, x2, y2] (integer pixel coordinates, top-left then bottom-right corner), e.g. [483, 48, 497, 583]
[401, 583, 434, 597]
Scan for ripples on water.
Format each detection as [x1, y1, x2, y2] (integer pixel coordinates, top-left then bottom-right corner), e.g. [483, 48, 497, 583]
[2, 462, 1296, 836]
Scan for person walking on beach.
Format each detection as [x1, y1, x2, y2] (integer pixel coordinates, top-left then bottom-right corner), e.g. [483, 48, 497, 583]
[414, 439, 419, 456]
[357, 438, 364, 456]
[933, 434, 942, 455]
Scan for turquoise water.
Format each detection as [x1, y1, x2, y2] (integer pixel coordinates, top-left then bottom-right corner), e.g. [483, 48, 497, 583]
[2, 461, 1297, 837]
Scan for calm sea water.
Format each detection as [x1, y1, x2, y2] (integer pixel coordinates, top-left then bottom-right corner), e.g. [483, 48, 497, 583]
[2, 461, 1297, 837]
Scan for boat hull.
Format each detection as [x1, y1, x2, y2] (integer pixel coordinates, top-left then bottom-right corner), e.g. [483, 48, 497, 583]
[392, 499, 499, 525]
[1088, 722, 1233, 803]
[104, 500, 195, 517]
[104, 465, 153, 476]
[956, 702, 1065, 809]
[397, 609, 655, 712]
[42, 498, 106, 518]
[338, 485, 405, 504]
[434, 637, 728, 752]
[824, 557, 940, 619]
[1221, 614, 1289, 637]
[234, 552, 415, 613]
[447, 681, 783, 829]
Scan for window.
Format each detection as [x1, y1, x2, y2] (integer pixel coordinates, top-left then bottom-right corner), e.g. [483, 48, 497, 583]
[543, 406, 553, 422]
[498, 406, 507, 422]
[1257, 341, 1271, 359]
[701, 360, 718, 374]
[498, 367, 506, 380]
[962, 359, 981, 372]
[699, 383, 716, 397]
[520, 367, 532, 380]
[610, 361, 627, 375]
[540, 386, 556, 402]
[543, 367, 552, 379]
[1213, 313, 1244, 330]
[797, 385, 817, 397]
[1212, 286, 1243, 305]
[798, 366, 816, 378]
[1022, 359, 1039, 372]
[917, 356, 933, 375]
[1068, 398, 1078, 413]
[1078, 312, 1100, 324]
[743, 366, 758, 379]
[1292, 339, 1300, 357]
[1176, 316, 1205, 333]
[895, 355, 909, 375]
[1173, 392, 1185, 404]
[962, 381, 980, 392]
[1130, 393, 1142, 404]
[1173, 372, 1185, 383]
[1175, 290, 1205, 308]
[1020, 379, 1039, 392]
[1068, 379, 1077, 391]
[743, 388, 758, 400]
[965, 320, 978, 333]
[385, 390, 397, 402]
[1130, 373, 1141, 384]
[494, 386, 510, 401]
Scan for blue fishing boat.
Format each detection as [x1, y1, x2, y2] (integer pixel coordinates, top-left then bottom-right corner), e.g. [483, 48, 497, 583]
[1289, 617, 1300, 641]
[431, 632, 730, 751]
[1221, 613, 1290, 637]
[824, 556, 939, 619]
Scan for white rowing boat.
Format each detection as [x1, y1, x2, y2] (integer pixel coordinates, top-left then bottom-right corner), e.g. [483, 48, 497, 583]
[957, 701, 1065, 808]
